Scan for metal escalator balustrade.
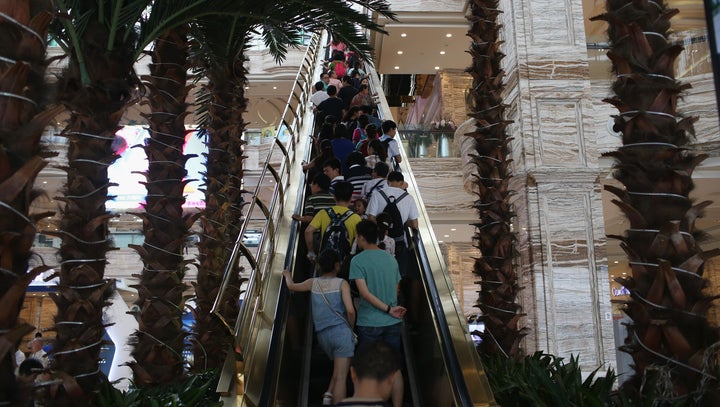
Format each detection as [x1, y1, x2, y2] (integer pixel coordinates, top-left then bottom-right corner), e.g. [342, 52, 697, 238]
[211, 32, 324, 406]
[367, 64, 497, 406]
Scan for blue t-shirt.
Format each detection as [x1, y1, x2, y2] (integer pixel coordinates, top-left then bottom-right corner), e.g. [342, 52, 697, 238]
[349, 249, 401, 327]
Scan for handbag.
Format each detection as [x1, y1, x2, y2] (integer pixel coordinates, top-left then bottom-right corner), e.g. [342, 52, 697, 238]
[316, 279, 358, 345]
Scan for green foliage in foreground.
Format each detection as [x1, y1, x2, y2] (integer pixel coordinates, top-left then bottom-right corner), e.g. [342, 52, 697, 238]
[483, 352, 616, 407]
[97, 369, 222, 407]
[482, 351, 720, 406]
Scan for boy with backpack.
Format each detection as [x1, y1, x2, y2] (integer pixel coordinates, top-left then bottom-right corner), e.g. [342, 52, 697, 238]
[305, 181, 362, 269]
[378, 120, 402, 169]
[366, 171, 418, 278]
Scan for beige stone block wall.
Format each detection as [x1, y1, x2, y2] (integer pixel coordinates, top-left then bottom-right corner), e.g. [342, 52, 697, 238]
[705, 258, 720, 327]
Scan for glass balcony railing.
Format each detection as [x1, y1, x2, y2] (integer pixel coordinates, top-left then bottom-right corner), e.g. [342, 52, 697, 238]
[399, 129, 457, 158]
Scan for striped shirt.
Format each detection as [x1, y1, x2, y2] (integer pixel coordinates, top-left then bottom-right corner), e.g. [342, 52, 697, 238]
[345, 165, 372, 202]
[303, 192, 335, 217]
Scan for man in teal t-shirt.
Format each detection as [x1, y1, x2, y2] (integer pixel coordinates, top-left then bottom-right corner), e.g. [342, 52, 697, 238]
[349, 220, 407, 407]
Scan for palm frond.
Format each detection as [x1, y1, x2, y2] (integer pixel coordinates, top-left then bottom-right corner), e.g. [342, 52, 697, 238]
[272, 0, 394, 61]
[137, 0, 219, 57]
[261, 23, 301, 64]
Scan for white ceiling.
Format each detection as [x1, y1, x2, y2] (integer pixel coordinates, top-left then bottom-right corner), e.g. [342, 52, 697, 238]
[372, 14, 472, 74]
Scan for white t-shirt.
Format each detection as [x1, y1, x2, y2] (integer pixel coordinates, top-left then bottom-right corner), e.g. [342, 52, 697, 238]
[310, 90, 329, 107]
[378, 134, 401, 160]
[366, 185, 418, 226]
[361, 178, 387, 200]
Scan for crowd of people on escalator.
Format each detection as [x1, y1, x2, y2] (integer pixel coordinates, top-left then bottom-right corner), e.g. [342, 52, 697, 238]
[283, 38, 421, 407]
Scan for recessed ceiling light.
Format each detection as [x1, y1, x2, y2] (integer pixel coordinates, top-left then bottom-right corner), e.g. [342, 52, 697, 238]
[434, 66, 440, 70]
[438, 240, 444, 243]
[397, 50, 403, 55]
[440, 51, 446, 55]
[622, 272, 627, 275]
[446, 33, 452, 38]
[400, 33, 407, 37]
[614, 261, 619, 264]
[273, 86, 277, 90]
[450, 228, 456, 231]
[43, 181, 47, 184]
[244, 86, 249, 89]
[443, 234, 449, 238]
[394, 66, 400, 70]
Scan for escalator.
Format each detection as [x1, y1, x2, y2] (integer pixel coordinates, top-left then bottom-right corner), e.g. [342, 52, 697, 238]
[215, 33, 496, 407]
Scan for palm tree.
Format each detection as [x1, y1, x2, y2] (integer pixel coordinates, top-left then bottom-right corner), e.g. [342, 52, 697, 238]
[126, 22, 199, 386]
[188, 13, 250, 371]
[0, 1, 57, 403]
[188, 0, 395, 370]
[465, 0, 525, 359]
[46, 0, 224, 400]
[592, 1, 720, 402]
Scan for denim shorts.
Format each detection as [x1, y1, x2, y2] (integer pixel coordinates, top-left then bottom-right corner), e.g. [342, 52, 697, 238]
[356, 323, 402, 352]
[317, 323, 355, 359]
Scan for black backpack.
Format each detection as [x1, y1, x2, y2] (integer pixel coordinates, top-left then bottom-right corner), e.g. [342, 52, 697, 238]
[380, 137, 392, 152]
[378, 190, 408, 240]
[321, 208, 355, 261]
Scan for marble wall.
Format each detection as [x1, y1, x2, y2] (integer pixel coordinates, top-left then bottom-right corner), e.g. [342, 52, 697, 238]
[498, 0, 616, 372]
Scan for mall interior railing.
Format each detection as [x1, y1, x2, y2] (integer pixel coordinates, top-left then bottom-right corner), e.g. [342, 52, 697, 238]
[211, 32, 323, 400]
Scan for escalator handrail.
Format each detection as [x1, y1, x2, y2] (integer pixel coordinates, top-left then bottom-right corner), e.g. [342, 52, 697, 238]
[211, 33, 320, 334]
[256, 50, 320, 403]
[409, 228, 474, 405]
[257, 165, 308, 406]
[243, 31, 327, 405]
[367, 62, 495, 406]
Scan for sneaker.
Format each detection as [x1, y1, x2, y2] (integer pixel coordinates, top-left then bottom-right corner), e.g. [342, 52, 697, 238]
[322, 392, 333, 405]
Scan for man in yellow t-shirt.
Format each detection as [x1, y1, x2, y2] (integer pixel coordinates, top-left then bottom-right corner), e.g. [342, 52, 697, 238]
[305, 181, 361, 262]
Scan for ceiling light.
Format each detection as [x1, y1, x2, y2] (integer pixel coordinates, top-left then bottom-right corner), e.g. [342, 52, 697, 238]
[443, 234, 449, 238]
[400, 33, 407, 37]
[614, 261, 619, 264]
[446, 33, 452, 38]
[450, 228, 456, 231]
[272, 86, 277, 90]
[244, 86, 249, 90]
[434, 66, 440, 70]
[394, 66, 400, 70]
[397, 50, 403, 55]
[438, 240, 444, 243]
[440, 51, 446, 55]
[43, 181, 47, 184]
[622, 272, 627, 275]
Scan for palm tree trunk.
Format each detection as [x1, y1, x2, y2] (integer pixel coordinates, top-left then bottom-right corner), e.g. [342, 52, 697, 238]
[127, 26, 197, 387]
[49, 20, 141, 404]
[593, 1, 720, 402]
[192, 55, 247, 372]
[0, 0, 55, 403]
[465, 0, 525, 359]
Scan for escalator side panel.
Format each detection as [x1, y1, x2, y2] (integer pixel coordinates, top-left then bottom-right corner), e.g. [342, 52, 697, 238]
[368, 66, 497, 406]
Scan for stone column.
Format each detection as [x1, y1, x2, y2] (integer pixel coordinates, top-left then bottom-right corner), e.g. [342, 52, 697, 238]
[499, 0, 616, 372]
